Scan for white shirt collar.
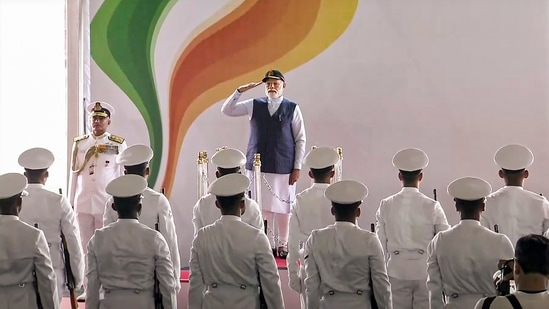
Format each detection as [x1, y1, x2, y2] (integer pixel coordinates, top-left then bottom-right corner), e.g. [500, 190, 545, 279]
[458, 219, 481, 226]
[503, 186, 524, 191]
[116, 218, 140, 224]
[400, 187, 420, 193]
[27, 183, 45, 189]
[311, 183, 331, 189]
[220, 215, 242, 221]
[334, 221, 355, 227]
[0, 215, 19, 222]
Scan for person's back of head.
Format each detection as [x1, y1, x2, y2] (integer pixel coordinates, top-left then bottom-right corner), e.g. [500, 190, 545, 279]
[303, 147, 339, 184]
[515, 234, 549, 276]
[211, 148, 246, 178]
[494, 144, 534, 187]
[392, 148, 429, 188]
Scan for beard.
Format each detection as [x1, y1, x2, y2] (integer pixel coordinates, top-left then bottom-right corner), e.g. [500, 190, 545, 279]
[265, 89, 282, 99]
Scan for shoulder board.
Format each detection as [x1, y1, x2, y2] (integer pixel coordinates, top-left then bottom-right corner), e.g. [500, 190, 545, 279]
[73, 134, 89, 143]
[108, 135, 125, 144]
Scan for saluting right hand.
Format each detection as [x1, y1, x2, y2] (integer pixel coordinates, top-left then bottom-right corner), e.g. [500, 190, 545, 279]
[237, 81, 262, 93]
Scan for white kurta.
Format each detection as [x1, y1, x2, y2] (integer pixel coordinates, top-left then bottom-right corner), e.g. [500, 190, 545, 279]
[103, 187, 181, 292]
[19, 184, 85, 303]
[86, 219, 177, 309]
[303, 222, 393, 309]
[0, 215, 58, 309]
[188, 216, 284, 309]
[221, 90, 306, 214]
[427, 220, 515, 309]
[192, 193, 264, 235]
[287, 183, 333, 308]
[69, 132, 127, 215]
[376, 187, 450, 309]
[475, 291, 549, 309]
[482, 186, 549, 246]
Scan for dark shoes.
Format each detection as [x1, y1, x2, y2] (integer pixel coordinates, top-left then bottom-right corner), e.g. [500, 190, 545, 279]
[277, 245, 288, 259]
[271, 246, 288, 259]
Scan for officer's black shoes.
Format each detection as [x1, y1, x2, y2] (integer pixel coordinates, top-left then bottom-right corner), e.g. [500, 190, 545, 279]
[278, 245, 288, 259]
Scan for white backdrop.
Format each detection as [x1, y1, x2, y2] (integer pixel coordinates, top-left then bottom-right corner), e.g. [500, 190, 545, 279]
[89, 0, 549, 266]
[0, 0, 67, 191]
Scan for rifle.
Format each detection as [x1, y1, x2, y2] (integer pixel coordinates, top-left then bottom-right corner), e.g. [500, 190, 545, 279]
[370, 224, 379, 309]
[34, 223, 44, 309]
[154, 213, 164, 309]
[59, 188, 78, 308]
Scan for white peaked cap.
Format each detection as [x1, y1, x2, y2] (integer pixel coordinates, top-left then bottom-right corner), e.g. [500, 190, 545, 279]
[208, 174, 250, 197]
[106, 175, 147, 198]
[116, 144, 154, 166]
[211, 148, 246, 169]
[0, 173, 28, 199]
[325, 180, 369, 204]
[18, 147, 55, 170]
[447, 176, 492, 201]
[392, 148, 429, 171]
[86, 101, 115, 116]
[494, 144, 534, 171]
[303, 147, 339, 169]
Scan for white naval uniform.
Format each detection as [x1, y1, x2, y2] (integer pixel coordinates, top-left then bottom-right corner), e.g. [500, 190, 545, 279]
[188, 215, 285, 309]
[103, 187, 181, 292]
[376, 187, 450, 309]
[222, 90, 306, 246]
[303, 222, 393, 309]
[475, 291, 549, 309]
[69, 132, 127, 263]
[482, 186, 549, 246]
[427, 220, 514, 309]
[86, 219, 177, 309]
[19, 184, 85, 303]
[287, 183, 333, 308]
[192, 193, 264, 235]
[0, 215, 58, 309]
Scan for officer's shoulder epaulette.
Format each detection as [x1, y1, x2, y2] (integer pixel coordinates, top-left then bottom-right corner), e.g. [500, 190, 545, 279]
[73, 134, 89, 143]
[108, 135, 125, 144]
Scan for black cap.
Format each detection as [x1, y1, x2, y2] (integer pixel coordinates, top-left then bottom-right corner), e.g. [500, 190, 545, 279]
[262, 69, 285, 82]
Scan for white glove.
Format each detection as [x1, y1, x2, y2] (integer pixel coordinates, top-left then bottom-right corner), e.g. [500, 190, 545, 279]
[289, 272, 302, 293]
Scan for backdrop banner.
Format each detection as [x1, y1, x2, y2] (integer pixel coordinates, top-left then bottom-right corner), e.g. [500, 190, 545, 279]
[89, 0, 549, 265]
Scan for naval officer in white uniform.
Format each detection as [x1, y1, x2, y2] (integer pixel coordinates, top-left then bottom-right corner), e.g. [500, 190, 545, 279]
[103, 144, 181, 291]
[427, 177, 514, 309]
[287, 147, 340, 308]
[0, 173, 58, 309]
[86, 175, 177, 309]
[192, 148, 263, 235]
[18, 147, 85, 304]
[376, 148, 450, 309]
[481, 144, 549, 246]
[303, 180, 393, 309]
[188, 173, 285, 309]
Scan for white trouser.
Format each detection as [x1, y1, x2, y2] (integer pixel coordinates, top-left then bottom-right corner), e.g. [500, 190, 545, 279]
[55, 268, 65, 304]
[263, 211, 290, 247]
[77, 212, 104, 289]
[298, 264, 306, 309]
[389, 276, 429, 309]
